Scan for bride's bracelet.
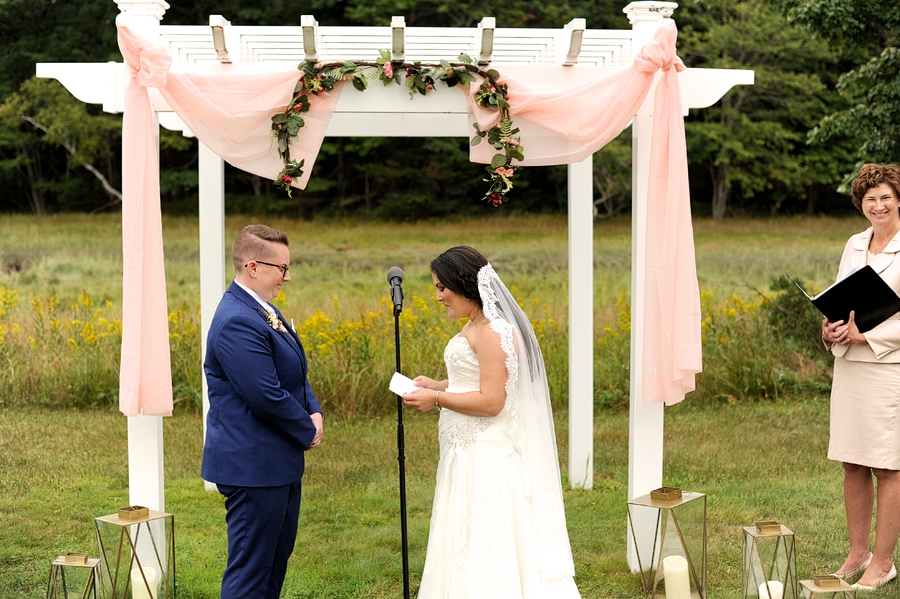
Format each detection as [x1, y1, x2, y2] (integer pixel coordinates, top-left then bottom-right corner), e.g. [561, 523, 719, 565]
[435, 390, 441, 410]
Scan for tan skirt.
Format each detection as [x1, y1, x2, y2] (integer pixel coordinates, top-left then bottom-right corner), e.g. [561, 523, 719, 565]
[829, 357, 900, 470]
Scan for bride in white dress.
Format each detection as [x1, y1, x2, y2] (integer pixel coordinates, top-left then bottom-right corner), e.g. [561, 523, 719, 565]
[403, 246, 580, 599]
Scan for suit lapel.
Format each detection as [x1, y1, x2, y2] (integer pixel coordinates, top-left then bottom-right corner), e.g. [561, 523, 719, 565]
[271, 305, 305, 362]
[228, 283, 306, 370]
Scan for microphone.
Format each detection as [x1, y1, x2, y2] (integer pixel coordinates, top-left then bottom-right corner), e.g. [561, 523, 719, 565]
[387, 267, 404, 315]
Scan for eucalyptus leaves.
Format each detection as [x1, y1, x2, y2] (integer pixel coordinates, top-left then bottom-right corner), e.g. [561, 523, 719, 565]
[271, 52, 523, 205]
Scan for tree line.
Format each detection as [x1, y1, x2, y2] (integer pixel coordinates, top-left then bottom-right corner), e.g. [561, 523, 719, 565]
[0, 0, 895, 219]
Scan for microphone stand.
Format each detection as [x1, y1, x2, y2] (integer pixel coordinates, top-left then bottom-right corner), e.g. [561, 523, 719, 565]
[390, 274, 411, 599]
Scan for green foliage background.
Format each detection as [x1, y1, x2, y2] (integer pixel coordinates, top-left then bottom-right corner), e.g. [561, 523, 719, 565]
[0, 0, 895, 219]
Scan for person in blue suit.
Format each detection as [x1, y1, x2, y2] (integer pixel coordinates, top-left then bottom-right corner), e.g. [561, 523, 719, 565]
[201, 224, 324, 599]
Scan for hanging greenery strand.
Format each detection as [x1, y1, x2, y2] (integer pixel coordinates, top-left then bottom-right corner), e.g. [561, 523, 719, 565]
[271, 52, 523, 206]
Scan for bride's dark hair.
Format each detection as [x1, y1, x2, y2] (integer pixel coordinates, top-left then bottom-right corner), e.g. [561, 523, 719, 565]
[431, 246, 489, 308]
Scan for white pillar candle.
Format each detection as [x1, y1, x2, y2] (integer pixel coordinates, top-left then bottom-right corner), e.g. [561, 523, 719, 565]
[131, 567, 158, 599]
[663, 555, 691, 599]
[759, 580, 783, 599]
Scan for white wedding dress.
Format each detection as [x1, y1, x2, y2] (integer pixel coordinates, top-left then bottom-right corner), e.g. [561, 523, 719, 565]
[416, 333, 580, 599]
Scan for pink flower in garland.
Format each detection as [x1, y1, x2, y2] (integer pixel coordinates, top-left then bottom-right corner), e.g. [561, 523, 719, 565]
[282, 175, 293, 183]
[490, 194, 503, 206]
[495, 167, 515, 178]
[292, 104, 303, 112]
[383, 62, 394, 79]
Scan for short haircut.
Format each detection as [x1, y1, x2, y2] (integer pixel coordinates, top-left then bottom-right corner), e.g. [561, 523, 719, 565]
[851, 164, 900, 213]
[430, 246, 489, 308]
[232, 224, 289, 273]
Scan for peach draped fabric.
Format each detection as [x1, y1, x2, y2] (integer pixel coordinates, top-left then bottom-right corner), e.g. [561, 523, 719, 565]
[466, 20, 701, 404]
[115, 16, 699, 415]
[117, 18, 173, 416]
[642, 25, 701, 405]
[116, 17, 343, 415]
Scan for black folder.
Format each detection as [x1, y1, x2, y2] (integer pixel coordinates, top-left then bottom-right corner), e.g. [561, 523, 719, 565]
[790, 265, 900, 333]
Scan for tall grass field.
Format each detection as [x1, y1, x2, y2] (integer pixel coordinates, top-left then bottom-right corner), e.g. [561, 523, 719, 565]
[1, 213, 894, 598]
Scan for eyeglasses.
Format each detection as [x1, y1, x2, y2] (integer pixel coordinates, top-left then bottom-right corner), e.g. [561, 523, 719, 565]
[246, 260, 290, 279]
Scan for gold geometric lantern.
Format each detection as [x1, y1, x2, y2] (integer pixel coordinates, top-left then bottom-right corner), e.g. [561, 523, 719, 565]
[742, 522, 797, 599]
[45, 553, 103, 599]
[627, 487, 707, 599]
[799, 576, 856, 599]
[94, 506, 175, 599]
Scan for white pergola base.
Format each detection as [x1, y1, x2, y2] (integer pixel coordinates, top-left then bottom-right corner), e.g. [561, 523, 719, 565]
[38, 0, 752, 571]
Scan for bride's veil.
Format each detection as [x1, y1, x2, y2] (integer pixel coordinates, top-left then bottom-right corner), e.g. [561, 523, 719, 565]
[478, 264, 576, 581]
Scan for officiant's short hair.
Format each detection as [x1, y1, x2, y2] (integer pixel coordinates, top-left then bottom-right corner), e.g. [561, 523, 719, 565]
[851, 164, 900, 213]
[431, 246, 489, 308]
[233, 224, 289, 272]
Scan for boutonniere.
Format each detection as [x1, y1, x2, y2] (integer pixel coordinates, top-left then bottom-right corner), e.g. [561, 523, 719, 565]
[262, 309, 288, 334]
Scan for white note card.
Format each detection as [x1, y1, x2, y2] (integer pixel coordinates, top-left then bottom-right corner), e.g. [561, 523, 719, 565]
[389, 372, 420, 396]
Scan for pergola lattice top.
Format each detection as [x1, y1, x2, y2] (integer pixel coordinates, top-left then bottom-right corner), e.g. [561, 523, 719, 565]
[159, 16, 633, 67]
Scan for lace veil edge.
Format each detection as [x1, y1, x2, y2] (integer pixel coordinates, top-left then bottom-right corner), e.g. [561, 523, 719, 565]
[477, 264, 575, 580]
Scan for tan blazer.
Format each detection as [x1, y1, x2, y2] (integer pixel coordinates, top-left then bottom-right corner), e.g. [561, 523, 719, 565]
[831, 227, 900, 362]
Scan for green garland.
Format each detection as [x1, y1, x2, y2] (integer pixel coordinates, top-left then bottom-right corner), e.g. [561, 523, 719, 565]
[271, 51, 523, 206]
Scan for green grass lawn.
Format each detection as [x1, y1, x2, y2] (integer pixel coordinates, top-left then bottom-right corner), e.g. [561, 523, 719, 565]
[0, 397, 885, 598]
[1, 212, 896, 598]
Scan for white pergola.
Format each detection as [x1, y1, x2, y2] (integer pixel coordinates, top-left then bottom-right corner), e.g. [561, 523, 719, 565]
[38, 0, 752, 569]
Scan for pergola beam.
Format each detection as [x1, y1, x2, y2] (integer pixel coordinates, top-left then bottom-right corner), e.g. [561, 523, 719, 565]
[301, 15, 318, 62]
[209, 15, 232, 64]
[563, 18, 586, 66]
[391, 16, 405, 61]
[478, 17, 495, 65]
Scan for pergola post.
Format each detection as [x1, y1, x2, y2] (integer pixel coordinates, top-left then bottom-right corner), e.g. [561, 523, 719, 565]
[198, 141, 226, 492]
[568, 156, 594, 489]
[624, 0, 677, 571]
[115, 0, 170, 514]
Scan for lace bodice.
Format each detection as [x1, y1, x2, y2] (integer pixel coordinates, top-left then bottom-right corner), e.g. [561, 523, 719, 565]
[445, 334, 480, 392]
[439, 334, 508, 449]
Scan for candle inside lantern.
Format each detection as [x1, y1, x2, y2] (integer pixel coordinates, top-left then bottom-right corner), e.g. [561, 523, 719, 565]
[131, 566, 158, 599]
[663, 555, 691, 599]
[758, 580, 783, 599]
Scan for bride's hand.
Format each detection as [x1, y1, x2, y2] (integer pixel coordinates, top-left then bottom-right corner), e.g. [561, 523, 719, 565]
[403, 388, 439, 413]
[413, 376, 440, 390]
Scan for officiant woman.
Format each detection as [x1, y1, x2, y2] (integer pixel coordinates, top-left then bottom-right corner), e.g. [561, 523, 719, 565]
[822, 163, 900, 591]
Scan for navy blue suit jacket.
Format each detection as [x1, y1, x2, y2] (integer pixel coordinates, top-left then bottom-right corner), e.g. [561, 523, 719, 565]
[201, 282, 322, 487]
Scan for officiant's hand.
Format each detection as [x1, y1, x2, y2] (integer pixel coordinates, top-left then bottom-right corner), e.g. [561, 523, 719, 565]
[823, 316, 848, 346]
[824, 312, 866, 346]
[844, 311, 867, 345]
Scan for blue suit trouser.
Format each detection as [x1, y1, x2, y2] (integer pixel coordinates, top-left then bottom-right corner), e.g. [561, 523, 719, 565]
[217, 479, 303, 599]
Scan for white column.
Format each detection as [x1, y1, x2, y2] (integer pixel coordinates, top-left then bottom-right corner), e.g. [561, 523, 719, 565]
[567, 155, 593, 489]
[623, 0, 677, 571]
[126, 414, 166, 581]
[198, 141, 226, 492]
[127, 417, 165, 510]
